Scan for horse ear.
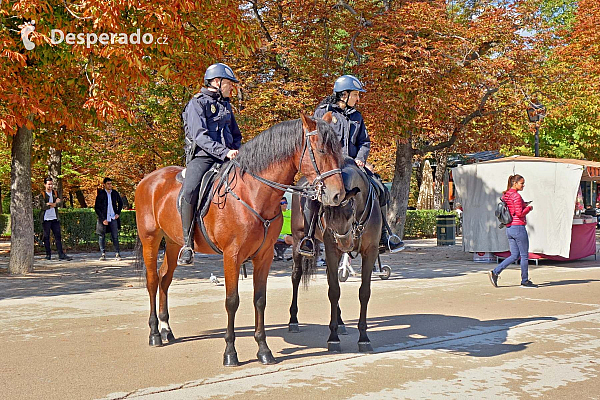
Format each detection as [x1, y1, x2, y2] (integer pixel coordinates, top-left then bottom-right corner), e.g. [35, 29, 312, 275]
[299, 113, 316, 133]
[321, 111, 333, 124]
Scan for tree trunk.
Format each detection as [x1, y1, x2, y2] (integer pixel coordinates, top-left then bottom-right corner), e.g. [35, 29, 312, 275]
[48, 147, 62, 199]
[0, 184, 3, 214]
[415, 156, 424, 194]
[75, 188, 87, 208]
[69, 191, 74, 208]
[433, 150, 447, 209]
[121, 194, 130, 210]
[9, 125, 34, 275]
[388, 137, 415, 239]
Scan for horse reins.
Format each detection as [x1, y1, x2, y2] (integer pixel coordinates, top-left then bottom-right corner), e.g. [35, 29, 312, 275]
[328, 183, 375, 258]
[297, 128, 342, 202]
[236, 128, 342, 201]
[207, 126, 342, 260]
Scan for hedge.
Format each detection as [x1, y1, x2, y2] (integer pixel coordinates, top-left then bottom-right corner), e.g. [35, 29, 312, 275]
[32, 209, 137, 250]
[0, 214, 9, 236]
[4, 208, 457, 248]
[403, 210, 461, 239]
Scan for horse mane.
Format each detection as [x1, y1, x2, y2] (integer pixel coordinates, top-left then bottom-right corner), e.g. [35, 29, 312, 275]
[235, 118, 342, 175]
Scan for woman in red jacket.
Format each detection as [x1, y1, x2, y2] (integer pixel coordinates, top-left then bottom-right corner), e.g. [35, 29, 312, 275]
[489, 174, 537, 288]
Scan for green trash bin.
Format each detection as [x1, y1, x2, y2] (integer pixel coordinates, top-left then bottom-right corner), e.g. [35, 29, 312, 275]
[436, 214, 456, 246]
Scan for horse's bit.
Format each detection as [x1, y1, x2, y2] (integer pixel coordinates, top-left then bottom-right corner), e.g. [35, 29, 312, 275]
[329, 184, 375, 255]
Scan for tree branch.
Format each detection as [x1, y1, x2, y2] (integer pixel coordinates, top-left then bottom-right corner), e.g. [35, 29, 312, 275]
[63, 1, 92, 20]
[416, 84, 505, 154]
[250, 0, 273, 42]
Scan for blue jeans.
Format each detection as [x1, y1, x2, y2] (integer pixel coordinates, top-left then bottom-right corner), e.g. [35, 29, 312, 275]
[493, 225, 529, 283]
[99, 219, 120, 254]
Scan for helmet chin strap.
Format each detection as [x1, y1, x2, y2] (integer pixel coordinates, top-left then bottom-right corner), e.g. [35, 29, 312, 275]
[338, 91, 354, 113]
[208, 79, 226, 100]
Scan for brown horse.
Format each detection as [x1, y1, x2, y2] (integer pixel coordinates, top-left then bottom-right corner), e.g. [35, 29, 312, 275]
[289, 159, 382, 353]
[135, 113, 344, 366]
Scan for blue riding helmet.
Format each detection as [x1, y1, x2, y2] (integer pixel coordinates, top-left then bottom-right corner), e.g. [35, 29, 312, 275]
[204, 63, 239, 84]
[333, 75, 366, 93]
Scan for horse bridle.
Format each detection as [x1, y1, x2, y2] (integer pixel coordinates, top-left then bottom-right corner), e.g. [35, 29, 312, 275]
[212, 125, 342, 260]
[329, 184, 375, 254]
[235, 126, 342, 201]
[298, 128, 342, 201]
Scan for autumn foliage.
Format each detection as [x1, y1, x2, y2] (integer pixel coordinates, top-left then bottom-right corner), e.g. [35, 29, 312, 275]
[1, 0, 600, 271]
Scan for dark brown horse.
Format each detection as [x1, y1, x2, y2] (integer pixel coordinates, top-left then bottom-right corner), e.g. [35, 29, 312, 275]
[135, 113, 344, 366]
[289, 159, 382, 353]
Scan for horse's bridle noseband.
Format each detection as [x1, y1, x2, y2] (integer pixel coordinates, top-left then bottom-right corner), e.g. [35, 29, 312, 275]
[299, 128, 342, 202]
[328, 184, 375, 255]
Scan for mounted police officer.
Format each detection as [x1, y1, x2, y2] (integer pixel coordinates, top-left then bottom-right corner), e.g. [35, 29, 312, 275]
[298, 75, 404, 257]
[179, 63, 242, 265]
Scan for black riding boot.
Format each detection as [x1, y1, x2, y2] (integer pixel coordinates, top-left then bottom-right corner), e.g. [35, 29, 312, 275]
[379, 205, 405, 254]
[298, 199, 318, 257]
[178, 198, 195, 265]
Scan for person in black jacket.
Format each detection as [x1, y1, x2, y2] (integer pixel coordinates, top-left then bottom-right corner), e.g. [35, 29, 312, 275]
[299, 75, 403, 256]
[38, 177, 72, 261]
[94, 177, 124, 261]
[178, 62, 242, 265]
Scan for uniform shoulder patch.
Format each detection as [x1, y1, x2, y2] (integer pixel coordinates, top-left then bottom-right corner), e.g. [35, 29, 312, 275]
[332, 115, 338, 124]
[210, 104, 217, 114]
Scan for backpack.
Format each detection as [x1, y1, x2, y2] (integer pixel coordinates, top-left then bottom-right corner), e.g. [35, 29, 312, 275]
[495, 198, 512, 228]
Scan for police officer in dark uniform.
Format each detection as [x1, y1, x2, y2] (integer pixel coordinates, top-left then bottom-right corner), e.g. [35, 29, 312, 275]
[298, 75, 404, 256]
[179, 63, 242, 265]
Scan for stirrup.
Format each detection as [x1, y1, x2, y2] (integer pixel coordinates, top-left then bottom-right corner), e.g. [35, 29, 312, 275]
[298, 237, 316, 257]
[177, 246, 194, 265]
[388, 234, 405, 253]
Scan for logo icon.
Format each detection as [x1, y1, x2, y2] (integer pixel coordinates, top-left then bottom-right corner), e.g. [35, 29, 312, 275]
[20, 21, 36, 50]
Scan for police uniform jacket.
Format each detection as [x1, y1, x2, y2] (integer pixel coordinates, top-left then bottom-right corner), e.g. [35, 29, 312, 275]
[182, 87, 242, 161]
[313, 102, 370, 163]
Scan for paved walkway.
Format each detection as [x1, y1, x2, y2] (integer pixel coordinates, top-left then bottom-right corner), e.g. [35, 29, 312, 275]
[1, 238, 599, 399]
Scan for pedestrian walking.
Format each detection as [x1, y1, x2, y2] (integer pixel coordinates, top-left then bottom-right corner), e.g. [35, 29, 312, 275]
[94, 177, 124, 261]
[38, 177, 72, 261]
[488, 174, 536, 288]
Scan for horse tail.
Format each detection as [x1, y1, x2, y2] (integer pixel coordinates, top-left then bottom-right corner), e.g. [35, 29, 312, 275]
[134, 236, 145, 275]
[301, 245, 320, 288]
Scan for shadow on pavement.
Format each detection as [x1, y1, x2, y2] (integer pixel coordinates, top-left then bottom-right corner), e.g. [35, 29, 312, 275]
[173, 313, 558, 363]
[0, 252, 226, 300]
[2, 251, 598, 300]
[536, 279, 600, 287]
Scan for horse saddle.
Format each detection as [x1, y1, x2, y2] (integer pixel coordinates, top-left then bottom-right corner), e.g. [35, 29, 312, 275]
[176, 162, 231, 220]
[365, 170, 389, 207]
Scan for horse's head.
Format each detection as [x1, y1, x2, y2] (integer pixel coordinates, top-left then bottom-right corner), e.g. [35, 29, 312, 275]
[324, 187, 361, 252]
[299, 113, 344, 206]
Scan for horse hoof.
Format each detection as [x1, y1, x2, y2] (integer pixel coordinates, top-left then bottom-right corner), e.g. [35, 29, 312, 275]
[328, 341, 342, 352]
[223, 353, 239, 367]
[149, 334, 163, 347]
[358, 342, 373, 353]
[160, 329, 176, 343]
[288, 323, 300, 333]
[257, 351, 277, 365]
[337, 324, 348, 335]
